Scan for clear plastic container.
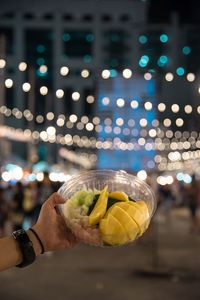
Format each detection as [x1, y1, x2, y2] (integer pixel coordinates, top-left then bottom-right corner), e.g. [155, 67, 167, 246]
[58, 169, 157, 247]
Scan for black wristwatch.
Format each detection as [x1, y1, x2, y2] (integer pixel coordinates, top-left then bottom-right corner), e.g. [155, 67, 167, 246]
[12, 229, 36, 268]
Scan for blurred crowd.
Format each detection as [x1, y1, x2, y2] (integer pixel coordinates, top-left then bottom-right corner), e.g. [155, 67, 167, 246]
[0, 173, 200, 237]
[0, 172, 60, 237]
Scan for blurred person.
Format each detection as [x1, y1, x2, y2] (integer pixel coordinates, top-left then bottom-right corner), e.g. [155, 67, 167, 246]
[158, 184, 175, 223]
[10, 182, 25, 231]
[0, 188, 8, 236]
[32, 172, 54, 221]
[185, 176, 199, 233]
[0, 193, 78, 272]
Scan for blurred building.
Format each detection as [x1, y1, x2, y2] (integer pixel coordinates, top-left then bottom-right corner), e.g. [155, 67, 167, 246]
[0, 0, 199, 172]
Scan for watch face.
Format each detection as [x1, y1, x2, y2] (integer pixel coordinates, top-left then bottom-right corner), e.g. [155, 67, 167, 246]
[13, 229, 25, 237]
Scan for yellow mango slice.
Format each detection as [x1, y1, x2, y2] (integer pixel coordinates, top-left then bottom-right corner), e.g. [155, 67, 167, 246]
[108, 191, 129, 202]
[89, 186, 108, 225]
[116, 202, 149, 236]
[108, 205, 139, 241]
[99, 214, 129, 245]
[128, 200, 150, 229]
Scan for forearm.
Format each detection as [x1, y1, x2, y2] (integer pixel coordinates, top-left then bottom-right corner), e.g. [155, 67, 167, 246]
[0, 230, 42, 272]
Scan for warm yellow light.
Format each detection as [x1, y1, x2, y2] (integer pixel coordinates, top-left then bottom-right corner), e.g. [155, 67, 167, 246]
[40, 86, 48, 95]
[56, 89, 64, 98]
[72, 92, 80, 101]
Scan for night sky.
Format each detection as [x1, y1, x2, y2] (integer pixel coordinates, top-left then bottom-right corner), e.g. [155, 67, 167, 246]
[148, 0, 200, 23]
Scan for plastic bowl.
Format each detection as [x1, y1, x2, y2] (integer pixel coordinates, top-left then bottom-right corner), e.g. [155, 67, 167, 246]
[58, 169, 157, 247]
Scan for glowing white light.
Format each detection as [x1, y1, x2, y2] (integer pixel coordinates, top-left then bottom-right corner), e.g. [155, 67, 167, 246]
[13, 167, 23, 180]
[165, 72, 174, 81]
[137, 170, 147, 181]
[131, 100, 139, 109]
[176, 118, 184, 127]
[163, 118, 171, 127]
[86, 123, 94, 131]
[197, 106, 200, 114]
[56, 89, 64, 98]
[187, 73, 195, 82]
[47, 126, 56, 135]
[101, 69, 110, 79]
[138, 138, 146, 145]
[144, 72, 152, 80]
[60, 66, 69, 76]
[69, 114, 78, 123]
[116, 98, 125, 107]
[46, 112, 54, 120]
[122, 68, 132, 79]
[22, 82, 31, 92]
[36, 172, 44, 182]
[116, 118, 124, 126]
[0, 59, 6, 68]
[2, 171, 11, 182]
[5, 79, 13, 88]
[18, 62, 27, 71]
[81, 69, 90, 78]
[171, 104, 179, 113]
[144, 101, 152, 110]
[39, 65, 48, 73]
[40, 86, 48, 95]
[158, 103, 166, 112]
[40, 131, 48, 141]
[102, 97, 110, 106]
[72, 92, 80, 101]
[86, 95, 94, 103]
[139, 118, 147, 127]
[57, 118, 65, 126]
[149, 129, 157, 137]
[184, 105, 192, 114]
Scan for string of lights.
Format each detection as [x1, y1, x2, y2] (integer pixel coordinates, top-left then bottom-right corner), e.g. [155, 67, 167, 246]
[0, 58, 198, 83]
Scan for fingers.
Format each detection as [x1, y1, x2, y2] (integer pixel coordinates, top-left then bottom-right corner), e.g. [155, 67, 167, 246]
[45, 193, 65, 209]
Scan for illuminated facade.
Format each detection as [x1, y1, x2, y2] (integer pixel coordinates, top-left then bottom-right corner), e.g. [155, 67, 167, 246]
[0, 0, 199, 172]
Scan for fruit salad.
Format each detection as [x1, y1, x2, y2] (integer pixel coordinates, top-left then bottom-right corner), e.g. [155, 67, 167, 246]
[62, 185, 150, 246]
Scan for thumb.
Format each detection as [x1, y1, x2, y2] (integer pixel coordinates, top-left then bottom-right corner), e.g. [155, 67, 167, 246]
[45, 193, 66, 208]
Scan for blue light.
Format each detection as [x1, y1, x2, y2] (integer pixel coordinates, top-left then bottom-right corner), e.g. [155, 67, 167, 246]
[160, 34, 168, 43]
[62, 33, 71, 42]
[84, 55, 92, 62]
[37, 58, 45, 65]
[110, 69, 118, 77]
[176, 172, 184, 181]
[157, 55, 168, 67]
[36, 70, 48, 77]
[36, 44, 45, 53]
[182, 46, 191, 55]
[139, 55, 149, 67]
[86, 34, 94, 42]
[139, 35, 148, 44]
[176, 67, 185, 76]
[183, 174, 192, 184]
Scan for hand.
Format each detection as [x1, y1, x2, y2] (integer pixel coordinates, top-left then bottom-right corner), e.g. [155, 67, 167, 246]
[32, 193, 78, 253]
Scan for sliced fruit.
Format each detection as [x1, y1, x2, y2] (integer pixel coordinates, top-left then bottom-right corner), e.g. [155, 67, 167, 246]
[128, 200, 150, 229]
[116, 202, 149, 236]
[108, 205, 139, 241]
[108, 191, 129, 202]
[88, 186, 109, 225]
[99, 214, 129, 245]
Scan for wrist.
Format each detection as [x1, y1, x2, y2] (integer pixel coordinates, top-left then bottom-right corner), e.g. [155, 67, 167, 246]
[27, 229, 42, 256]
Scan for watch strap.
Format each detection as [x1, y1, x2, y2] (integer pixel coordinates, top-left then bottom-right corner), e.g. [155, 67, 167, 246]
[12, 229, 36, 268]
